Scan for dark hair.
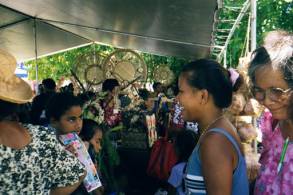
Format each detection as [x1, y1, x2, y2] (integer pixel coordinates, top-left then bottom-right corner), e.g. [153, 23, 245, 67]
[102, 79, 119, 92]
[248, 31, 293, 87]
[0, 99, 19, 121]
[175, 130, 198, 162]
[138, 88, 151, 101]
[153, 82, 162, 91]
[60, 83, 74, 94]
[42, 78, 56, 90]
[78, 91, 96, 105]
[46, 92, 82, 120]
[38, 84, 45, 94]
[17, 103, 31, 123]
[79, 119, 103, 141]
[171, 80, 179, 96]
[181, 59, 242, 108]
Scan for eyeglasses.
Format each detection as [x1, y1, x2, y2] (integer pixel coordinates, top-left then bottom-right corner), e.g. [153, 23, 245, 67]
[251, 86, 292, 102]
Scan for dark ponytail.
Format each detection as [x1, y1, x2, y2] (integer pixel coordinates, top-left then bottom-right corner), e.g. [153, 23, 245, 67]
[181, 59, 242, 108]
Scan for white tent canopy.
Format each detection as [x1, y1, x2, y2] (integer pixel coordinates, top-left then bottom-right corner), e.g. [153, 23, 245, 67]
[0, 0, 221, 61]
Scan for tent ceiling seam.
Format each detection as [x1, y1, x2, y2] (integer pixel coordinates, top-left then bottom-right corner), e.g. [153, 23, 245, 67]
[0, 18, 31, 30]
[38, 18, 214, 48]
[39, 19, 93, 43]
[0, 4, 92, 43]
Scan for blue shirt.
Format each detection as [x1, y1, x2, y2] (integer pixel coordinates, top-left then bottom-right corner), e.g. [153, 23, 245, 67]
[168, 162, 186, 195]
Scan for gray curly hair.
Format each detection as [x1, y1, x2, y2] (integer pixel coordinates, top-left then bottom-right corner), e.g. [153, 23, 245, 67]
[248, 30, 293, 87]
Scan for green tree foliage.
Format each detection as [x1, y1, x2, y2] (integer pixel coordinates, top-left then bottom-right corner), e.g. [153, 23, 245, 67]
[217, 0, 292, 67]
[257, 0, 293, 41]
[26, 44, 114, 81]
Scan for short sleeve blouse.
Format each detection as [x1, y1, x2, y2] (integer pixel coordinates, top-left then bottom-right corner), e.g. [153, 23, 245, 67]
[0, 124, 85, 194]
[254, 110, 293, 194]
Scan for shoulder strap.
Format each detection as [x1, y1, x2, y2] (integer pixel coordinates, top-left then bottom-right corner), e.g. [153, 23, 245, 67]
[208, 128, 242, 156]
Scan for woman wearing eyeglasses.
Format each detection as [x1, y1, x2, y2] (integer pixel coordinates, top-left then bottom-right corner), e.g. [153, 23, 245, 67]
[248, 30, 293, 194]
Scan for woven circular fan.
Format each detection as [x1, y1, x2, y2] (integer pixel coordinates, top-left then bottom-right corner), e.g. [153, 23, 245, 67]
[73, 51, 106, 89]
[153, 64, 175, 85]
[84, 65, 104, 86]
[102, 49, 147, 87]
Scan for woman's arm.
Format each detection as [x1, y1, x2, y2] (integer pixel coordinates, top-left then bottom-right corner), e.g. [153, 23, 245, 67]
[50, 172, 86, 195]
[200, 133, 235, 195]
[92, 186, 104, 195]
[46, 131, 87, 195]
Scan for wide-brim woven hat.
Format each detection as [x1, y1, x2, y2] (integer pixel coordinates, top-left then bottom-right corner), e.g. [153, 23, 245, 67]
[0, 49, 33, 104]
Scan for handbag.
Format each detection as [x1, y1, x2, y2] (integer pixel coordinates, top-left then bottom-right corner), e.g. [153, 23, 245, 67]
[146, 129, 178, 181]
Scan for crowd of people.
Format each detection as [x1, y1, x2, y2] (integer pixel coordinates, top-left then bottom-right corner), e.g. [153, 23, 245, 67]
[0, 30, 292, 195]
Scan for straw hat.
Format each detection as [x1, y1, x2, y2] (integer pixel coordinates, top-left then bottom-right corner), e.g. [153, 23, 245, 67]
[0, 49, 33, 104]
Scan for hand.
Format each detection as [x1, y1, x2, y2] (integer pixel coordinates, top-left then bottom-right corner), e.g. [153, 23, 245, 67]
[65, 144, 78, 157]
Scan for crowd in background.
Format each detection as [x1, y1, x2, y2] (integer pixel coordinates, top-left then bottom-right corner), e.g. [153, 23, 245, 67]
[0, 30, 292, 195]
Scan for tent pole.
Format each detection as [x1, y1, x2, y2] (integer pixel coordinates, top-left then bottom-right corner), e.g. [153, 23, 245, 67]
[223, 49, 227, 68]
[250, 0, 257, 51]
[34, 19, 39, 95]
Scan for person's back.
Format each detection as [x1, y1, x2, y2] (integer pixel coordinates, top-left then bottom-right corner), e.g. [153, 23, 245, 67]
[30, 92, 55, 125]
[30, 78, 56, 125]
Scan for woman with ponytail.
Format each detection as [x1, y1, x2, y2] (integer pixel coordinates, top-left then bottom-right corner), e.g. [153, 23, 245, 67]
[176, 59, 249, 194]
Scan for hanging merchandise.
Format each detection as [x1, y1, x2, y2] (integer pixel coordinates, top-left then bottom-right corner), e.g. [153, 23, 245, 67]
[121, 108, 149, 149]
[153, 64, 175, 86]
[72, 45, 107, 91]
[146, 114, 158, 147]
[147, 129, 178, 181]
[238, 14, 252, 70]
[102, 49, 147, 89]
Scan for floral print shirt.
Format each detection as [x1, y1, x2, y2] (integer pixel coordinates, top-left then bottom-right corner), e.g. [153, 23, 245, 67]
[0, 124, 85, 194]
[102, 102, 121, 127]
[170, 101, 184, 128]
[83, 99, 105, 125]
[254, 110, 293, 195]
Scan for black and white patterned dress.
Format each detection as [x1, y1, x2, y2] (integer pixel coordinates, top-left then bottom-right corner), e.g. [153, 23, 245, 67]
[0, 124, 85, 194]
